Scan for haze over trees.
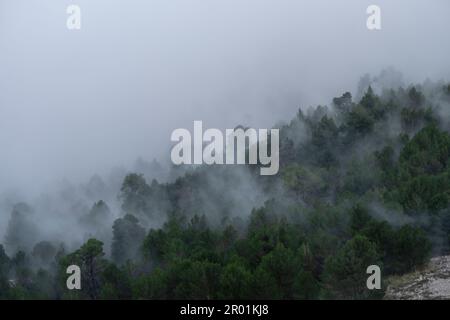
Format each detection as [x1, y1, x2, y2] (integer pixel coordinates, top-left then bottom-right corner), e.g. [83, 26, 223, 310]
[1, 78, 450, 299]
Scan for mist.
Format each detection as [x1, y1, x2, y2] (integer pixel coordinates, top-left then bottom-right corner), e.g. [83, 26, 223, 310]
[1, 0, 450, 250]
[0, 0, 449, 194]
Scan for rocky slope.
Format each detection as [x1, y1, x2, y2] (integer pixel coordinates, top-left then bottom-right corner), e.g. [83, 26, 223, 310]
[385, 256, 450, 300]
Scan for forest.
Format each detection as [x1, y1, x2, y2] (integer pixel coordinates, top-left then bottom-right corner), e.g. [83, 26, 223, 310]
[1, 80, 450, 300]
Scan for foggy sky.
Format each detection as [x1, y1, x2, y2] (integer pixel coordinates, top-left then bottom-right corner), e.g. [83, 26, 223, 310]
[1, 0, 450, 195]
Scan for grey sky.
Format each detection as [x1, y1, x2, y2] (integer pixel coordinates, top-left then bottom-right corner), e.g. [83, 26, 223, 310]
[1, 0, 450, 194]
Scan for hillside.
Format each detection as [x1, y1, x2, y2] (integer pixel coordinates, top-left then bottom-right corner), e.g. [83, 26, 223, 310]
[1, 80, 450, 299]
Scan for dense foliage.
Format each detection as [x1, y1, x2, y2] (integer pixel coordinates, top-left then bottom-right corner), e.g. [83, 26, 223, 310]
[2, 81, 450, 299]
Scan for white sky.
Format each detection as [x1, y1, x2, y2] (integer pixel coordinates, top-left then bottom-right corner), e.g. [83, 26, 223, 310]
[0, 0, 450, 193]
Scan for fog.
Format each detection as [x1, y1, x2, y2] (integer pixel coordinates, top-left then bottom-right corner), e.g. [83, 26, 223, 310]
[1, 0, 450, 196]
